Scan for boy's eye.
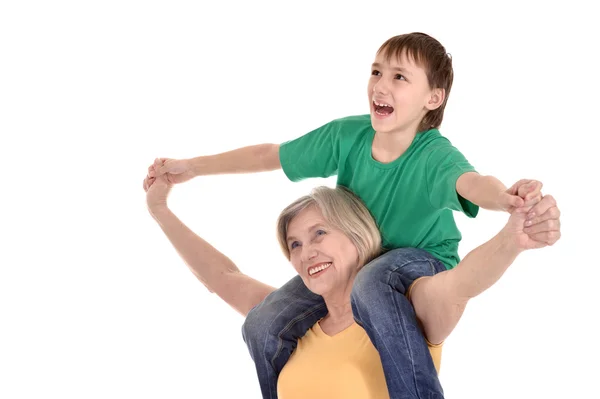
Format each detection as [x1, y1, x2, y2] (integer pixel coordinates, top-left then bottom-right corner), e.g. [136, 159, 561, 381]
[290, 241, 300, 250]
[316, 229, 326, 236]
[371, 70, 381, 76]
[395, 74, 406, 80]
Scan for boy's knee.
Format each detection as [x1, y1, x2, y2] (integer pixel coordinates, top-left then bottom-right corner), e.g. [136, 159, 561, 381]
[352, 249, 432, 304]
[355, 257, 389, 287]
[351, 264, 387, 306]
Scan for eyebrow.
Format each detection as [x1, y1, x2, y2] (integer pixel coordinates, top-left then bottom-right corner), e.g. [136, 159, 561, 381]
[371, 62, 413, 76]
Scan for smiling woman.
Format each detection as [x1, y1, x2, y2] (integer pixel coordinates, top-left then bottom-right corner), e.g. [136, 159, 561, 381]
[142, 163, 562, 399]
[272, 187, 441, 398]
[276, 185, 381, 280]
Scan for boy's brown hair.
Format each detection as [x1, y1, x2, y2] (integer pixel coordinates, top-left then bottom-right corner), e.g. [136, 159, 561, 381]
[377, 32, 453, 132]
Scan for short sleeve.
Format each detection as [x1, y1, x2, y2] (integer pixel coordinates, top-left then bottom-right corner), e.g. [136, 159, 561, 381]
[426, 143, 479, 217]
[279, 119, 341, 182]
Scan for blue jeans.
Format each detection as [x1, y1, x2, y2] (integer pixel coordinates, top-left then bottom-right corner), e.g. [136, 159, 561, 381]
[242, 247, 447, 399]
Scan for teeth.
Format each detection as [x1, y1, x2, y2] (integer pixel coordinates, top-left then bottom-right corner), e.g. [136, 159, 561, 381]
[309, 263, 332, 276]
[375, 101, 391, 107]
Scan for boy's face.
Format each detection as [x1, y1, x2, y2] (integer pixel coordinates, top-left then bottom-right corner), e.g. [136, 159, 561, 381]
[367, 51, 443, 134]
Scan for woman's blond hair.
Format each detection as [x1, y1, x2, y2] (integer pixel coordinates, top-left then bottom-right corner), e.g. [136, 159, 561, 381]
[276, 186, 382, 268]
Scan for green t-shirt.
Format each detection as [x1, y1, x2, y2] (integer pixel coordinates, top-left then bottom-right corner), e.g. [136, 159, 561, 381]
[279, 114, 479, 269]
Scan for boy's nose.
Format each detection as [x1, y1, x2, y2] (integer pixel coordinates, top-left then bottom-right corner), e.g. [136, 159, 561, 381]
[373, 79, 390, 95]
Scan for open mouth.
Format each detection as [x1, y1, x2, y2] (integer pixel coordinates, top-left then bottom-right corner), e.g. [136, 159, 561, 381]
[373, 101, 394, 116]
[308, 262, 332, 277]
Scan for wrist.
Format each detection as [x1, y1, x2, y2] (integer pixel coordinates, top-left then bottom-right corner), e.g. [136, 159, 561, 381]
[148, 203, 171, 220]
[493, 189, 507, 212]
[190, 156, 205, 177]
[496, 228, 525, 256]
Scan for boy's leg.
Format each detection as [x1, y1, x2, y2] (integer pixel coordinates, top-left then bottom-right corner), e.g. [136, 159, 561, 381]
[351, 248, 447, 399]
[242, 275, 327, 399]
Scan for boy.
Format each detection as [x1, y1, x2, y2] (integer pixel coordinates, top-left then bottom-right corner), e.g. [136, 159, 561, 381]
[147, 32, 542, 398]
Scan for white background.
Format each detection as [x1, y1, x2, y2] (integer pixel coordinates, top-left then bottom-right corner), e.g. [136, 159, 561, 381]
[1, 0, 598, 398]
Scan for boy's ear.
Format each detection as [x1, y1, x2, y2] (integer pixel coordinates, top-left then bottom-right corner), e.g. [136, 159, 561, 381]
[425, 88, 445, 111]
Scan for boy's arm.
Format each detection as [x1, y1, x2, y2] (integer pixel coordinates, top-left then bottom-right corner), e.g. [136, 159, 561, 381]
[456, 172, 542, 212]
[189, 144, 281, 175]
[151, 117, 341, 184]
[410, 194, 560, 344]
[150, 144, 281, 185]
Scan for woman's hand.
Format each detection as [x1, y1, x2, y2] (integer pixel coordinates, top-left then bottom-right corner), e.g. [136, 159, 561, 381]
[143, 158, 172, 214]
[502, 194, 561, 250]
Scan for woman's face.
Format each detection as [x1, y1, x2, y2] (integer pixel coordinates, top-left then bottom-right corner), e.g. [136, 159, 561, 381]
[286, 206, 360, 297]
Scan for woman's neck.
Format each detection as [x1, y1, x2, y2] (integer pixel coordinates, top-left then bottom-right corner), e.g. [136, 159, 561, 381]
[319, 293, 355, 336]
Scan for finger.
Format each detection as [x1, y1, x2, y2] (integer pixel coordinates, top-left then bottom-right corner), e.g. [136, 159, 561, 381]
[143, 176, 154, 191]
[145, 174, 156, 189]
[508, 179, 533, 195]
[524, 181, 543, 201]
[523, 194, 542, 208]
[516, 180, 540, 198]
[529, 231, 561, 246]
[158, 163, 178, 176]
[523, 219, 560, 234]
[526, 195, 557, 220]
[516, 182, 532, 198]
[525, 205, 560, 226]
[506, 194, 524, 209]
[526, 239, 548, 250]
[148, 158, 161, 176]
[155, 160, 171, 176]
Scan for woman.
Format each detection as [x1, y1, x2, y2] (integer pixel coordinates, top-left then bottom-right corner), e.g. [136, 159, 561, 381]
[143, 165, 561, 398]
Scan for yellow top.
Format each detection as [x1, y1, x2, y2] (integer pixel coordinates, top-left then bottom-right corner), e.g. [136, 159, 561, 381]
[277, 321, 441, 399]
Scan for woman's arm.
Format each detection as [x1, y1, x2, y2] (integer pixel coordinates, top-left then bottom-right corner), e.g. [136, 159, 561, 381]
[150, 207, 276, 316]
[410, 194, 561, 344]
[144, 166, 276, 317]
[409, 232, 521, 344]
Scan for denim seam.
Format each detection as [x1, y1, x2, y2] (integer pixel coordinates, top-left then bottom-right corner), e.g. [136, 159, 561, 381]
[385, 258, 437, 399]
[270, 302, 327, 368]
[382, 265, 422, 399]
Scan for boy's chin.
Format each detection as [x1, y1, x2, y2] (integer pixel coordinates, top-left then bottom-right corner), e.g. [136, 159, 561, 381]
[371, 116, 397, 132]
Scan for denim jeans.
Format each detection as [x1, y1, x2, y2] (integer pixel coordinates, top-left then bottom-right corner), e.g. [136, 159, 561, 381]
[241, 247, 447, 399]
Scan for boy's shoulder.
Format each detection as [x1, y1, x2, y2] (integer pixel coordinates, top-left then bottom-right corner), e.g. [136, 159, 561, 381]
[417, 129, 470, 166]
[419, 128, 457, 151]
[329, 114, 372, 131]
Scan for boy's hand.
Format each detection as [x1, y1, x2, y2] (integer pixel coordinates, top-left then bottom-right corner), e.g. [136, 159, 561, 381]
[502, 179, 543, 213]
[148, 158, 195, 185]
